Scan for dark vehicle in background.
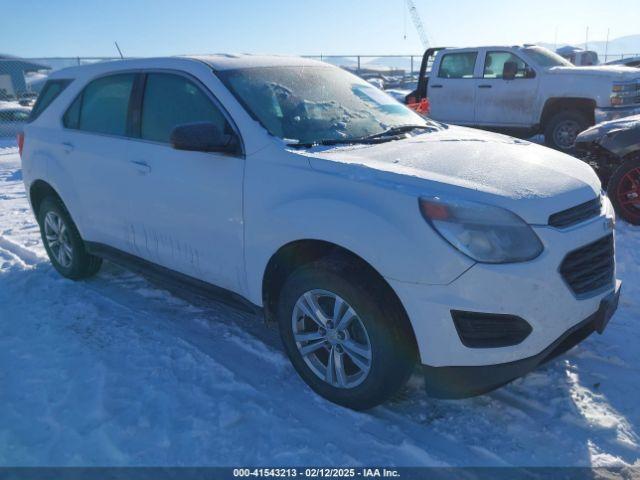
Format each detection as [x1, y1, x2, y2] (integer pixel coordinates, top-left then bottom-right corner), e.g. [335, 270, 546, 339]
[576, 115, 640, 224]
[606, 57, 640, 69]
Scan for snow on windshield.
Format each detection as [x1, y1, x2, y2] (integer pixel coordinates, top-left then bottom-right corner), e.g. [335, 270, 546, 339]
[218, 66, 427, 145]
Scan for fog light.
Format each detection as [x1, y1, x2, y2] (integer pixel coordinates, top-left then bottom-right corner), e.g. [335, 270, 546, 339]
[451, 310, 532, 348]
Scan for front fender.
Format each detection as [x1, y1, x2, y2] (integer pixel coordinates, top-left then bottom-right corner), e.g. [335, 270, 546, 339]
[243, 148, 473, 305]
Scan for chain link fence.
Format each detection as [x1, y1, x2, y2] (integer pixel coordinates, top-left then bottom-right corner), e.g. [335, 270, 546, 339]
[1, 52, 639, 138]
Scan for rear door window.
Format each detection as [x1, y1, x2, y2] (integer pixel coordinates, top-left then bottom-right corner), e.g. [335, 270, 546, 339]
[140, 73, 229, 144]
[64, 74, 135, 137]
[29, 79, 71, 121]
[438, 52, 478, 79]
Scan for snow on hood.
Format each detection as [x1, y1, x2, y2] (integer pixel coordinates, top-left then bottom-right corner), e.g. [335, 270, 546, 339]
[549, 65, 640, 79]
[579, 114, 640, 138]
[299, 126, 601, 225]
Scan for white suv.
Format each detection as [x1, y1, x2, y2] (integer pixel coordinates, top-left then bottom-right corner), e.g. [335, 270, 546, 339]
[20, 55, 621, 409]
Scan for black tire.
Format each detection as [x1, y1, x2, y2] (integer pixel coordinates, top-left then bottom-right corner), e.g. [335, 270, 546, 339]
[607, 156, 640, 225]
[37, 196, 102, 279]
[544, 110, 589, 151]
[276, 256, 416, 410]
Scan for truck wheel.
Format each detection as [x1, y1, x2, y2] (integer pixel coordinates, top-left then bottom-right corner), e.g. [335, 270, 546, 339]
[607, 156, 640, 225]
[276, 256, 415, 410]
[544, 111, 589, 151]
[37, 196, 103, 279]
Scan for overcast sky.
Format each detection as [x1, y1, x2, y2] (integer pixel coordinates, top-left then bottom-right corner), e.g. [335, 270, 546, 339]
[2, 0, 638, 57]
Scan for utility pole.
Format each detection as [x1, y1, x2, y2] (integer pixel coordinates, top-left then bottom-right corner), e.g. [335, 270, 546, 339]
[585, 26, 589, 50]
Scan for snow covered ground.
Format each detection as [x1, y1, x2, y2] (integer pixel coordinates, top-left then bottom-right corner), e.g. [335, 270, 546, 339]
[0, 147, 639, 468]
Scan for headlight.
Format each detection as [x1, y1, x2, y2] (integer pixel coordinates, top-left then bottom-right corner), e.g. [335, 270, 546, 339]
[611, 81, 639, 106]
[419, 197, 543, 263]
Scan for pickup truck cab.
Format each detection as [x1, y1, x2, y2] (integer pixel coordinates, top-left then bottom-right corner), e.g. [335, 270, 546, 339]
[407, 45, 640, 150]
[21, 55, 620, 409]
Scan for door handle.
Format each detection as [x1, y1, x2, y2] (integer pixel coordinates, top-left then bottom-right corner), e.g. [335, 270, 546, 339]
[130, 160, 151, 174]
[431, 84, 443, 88]
[61, 141, 74, 153]
[478, 84, 492, 88]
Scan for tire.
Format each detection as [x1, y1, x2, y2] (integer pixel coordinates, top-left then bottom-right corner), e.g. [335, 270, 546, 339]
[607, 156, 640, 225]
[544, 110, 589, 151]
[276, 256, 416, 410]
[37, 196, 102, 279]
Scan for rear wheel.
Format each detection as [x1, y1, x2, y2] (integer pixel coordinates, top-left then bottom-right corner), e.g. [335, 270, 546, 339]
[277, 257, 415, 410]
[608, 156, 640, 225]
[544, 111, 589, 151]
[37, 196, 102, 279]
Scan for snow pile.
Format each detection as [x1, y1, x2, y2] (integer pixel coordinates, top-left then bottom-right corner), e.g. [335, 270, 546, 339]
[0, 152, 638, 467]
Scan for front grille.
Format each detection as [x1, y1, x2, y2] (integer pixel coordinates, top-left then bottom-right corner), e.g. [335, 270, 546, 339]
[560, 235, 614, 296]
[549, 197, 602, 228]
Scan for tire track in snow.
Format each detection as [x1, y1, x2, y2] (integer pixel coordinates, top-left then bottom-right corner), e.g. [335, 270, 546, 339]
[1, 249, 458, 466]
[0, 234, 43, 266]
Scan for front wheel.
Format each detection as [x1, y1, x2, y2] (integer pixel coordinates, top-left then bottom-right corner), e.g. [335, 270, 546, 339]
[544, 111, 589, 151]
[608, 157, 640, 225]
[277, 257, 416, 410]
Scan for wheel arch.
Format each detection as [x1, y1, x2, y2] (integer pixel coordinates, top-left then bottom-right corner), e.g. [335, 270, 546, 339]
[540, 97, 596, 127]
[29, 179, 63, 217]
[261, 238, 420, 358]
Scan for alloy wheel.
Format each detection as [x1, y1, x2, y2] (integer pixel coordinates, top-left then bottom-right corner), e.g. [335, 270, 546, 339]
[291, 289, 372, 389]
[616, 166, 640, 222]
[44, 211, 73, 268]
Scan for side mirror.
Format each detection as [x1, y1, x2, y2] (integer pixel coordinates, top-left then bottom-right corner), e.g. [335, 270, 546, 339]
[502, 61, 518, 80]
[524, 67, 536, 79]
[170, 122, 239, 154]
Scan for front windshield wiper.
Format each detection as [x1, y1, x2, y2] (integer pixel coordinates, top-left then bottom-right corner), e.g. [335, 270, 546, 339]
[361, 124, 438, 140]
[287, 124, 439, 149]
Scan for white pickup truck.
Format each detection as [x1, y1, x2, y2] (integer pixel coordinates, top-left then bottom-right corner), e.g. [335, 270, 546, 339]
[406, 45, 640, 150]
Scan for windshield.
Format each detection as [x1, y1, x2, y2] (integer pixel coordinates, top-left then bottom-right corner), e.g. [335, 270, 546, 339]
[218, 65, 430, 145]
[522, 46, 573, 67]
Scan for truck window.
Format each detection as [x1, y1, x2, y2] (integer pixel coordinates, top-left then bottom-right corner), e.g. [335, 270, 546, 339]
[483, 52, 529, 79]
[438, 52, 478, 79]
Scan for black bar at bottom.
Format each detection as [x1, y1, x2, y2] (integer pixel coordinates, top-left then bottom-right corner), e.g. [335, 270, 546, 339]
[0, 467, 636, 480]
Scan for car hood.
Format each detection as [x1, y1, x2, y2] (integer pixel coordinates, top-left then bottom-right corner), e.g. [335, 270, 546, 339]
[300, 126, 601, 225]
[578, 114, 640, 139]
[548, 65, 640, 80]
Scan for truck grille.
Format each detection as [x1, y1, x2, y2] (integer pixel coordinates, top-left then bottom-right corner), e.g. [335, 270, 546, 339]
[549, 197, 601, 228]
[560, 235, 614, 296]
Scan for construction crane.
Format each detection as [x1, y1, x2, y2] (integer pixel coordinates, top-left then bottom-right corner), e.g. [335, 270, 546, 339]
[404, 0, 430, 49]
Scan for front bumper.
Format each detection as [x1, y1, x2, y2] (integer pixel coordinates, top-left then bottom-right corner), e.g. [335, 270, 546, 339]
[390, 207, 617, 367]
[595, 105, 640, 124]
[420, 281, 621, 398]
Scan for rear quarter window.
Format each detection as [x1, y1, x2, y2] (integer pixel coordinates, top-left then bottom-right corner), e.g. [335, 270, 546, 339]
[29, 79, 72, 122]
